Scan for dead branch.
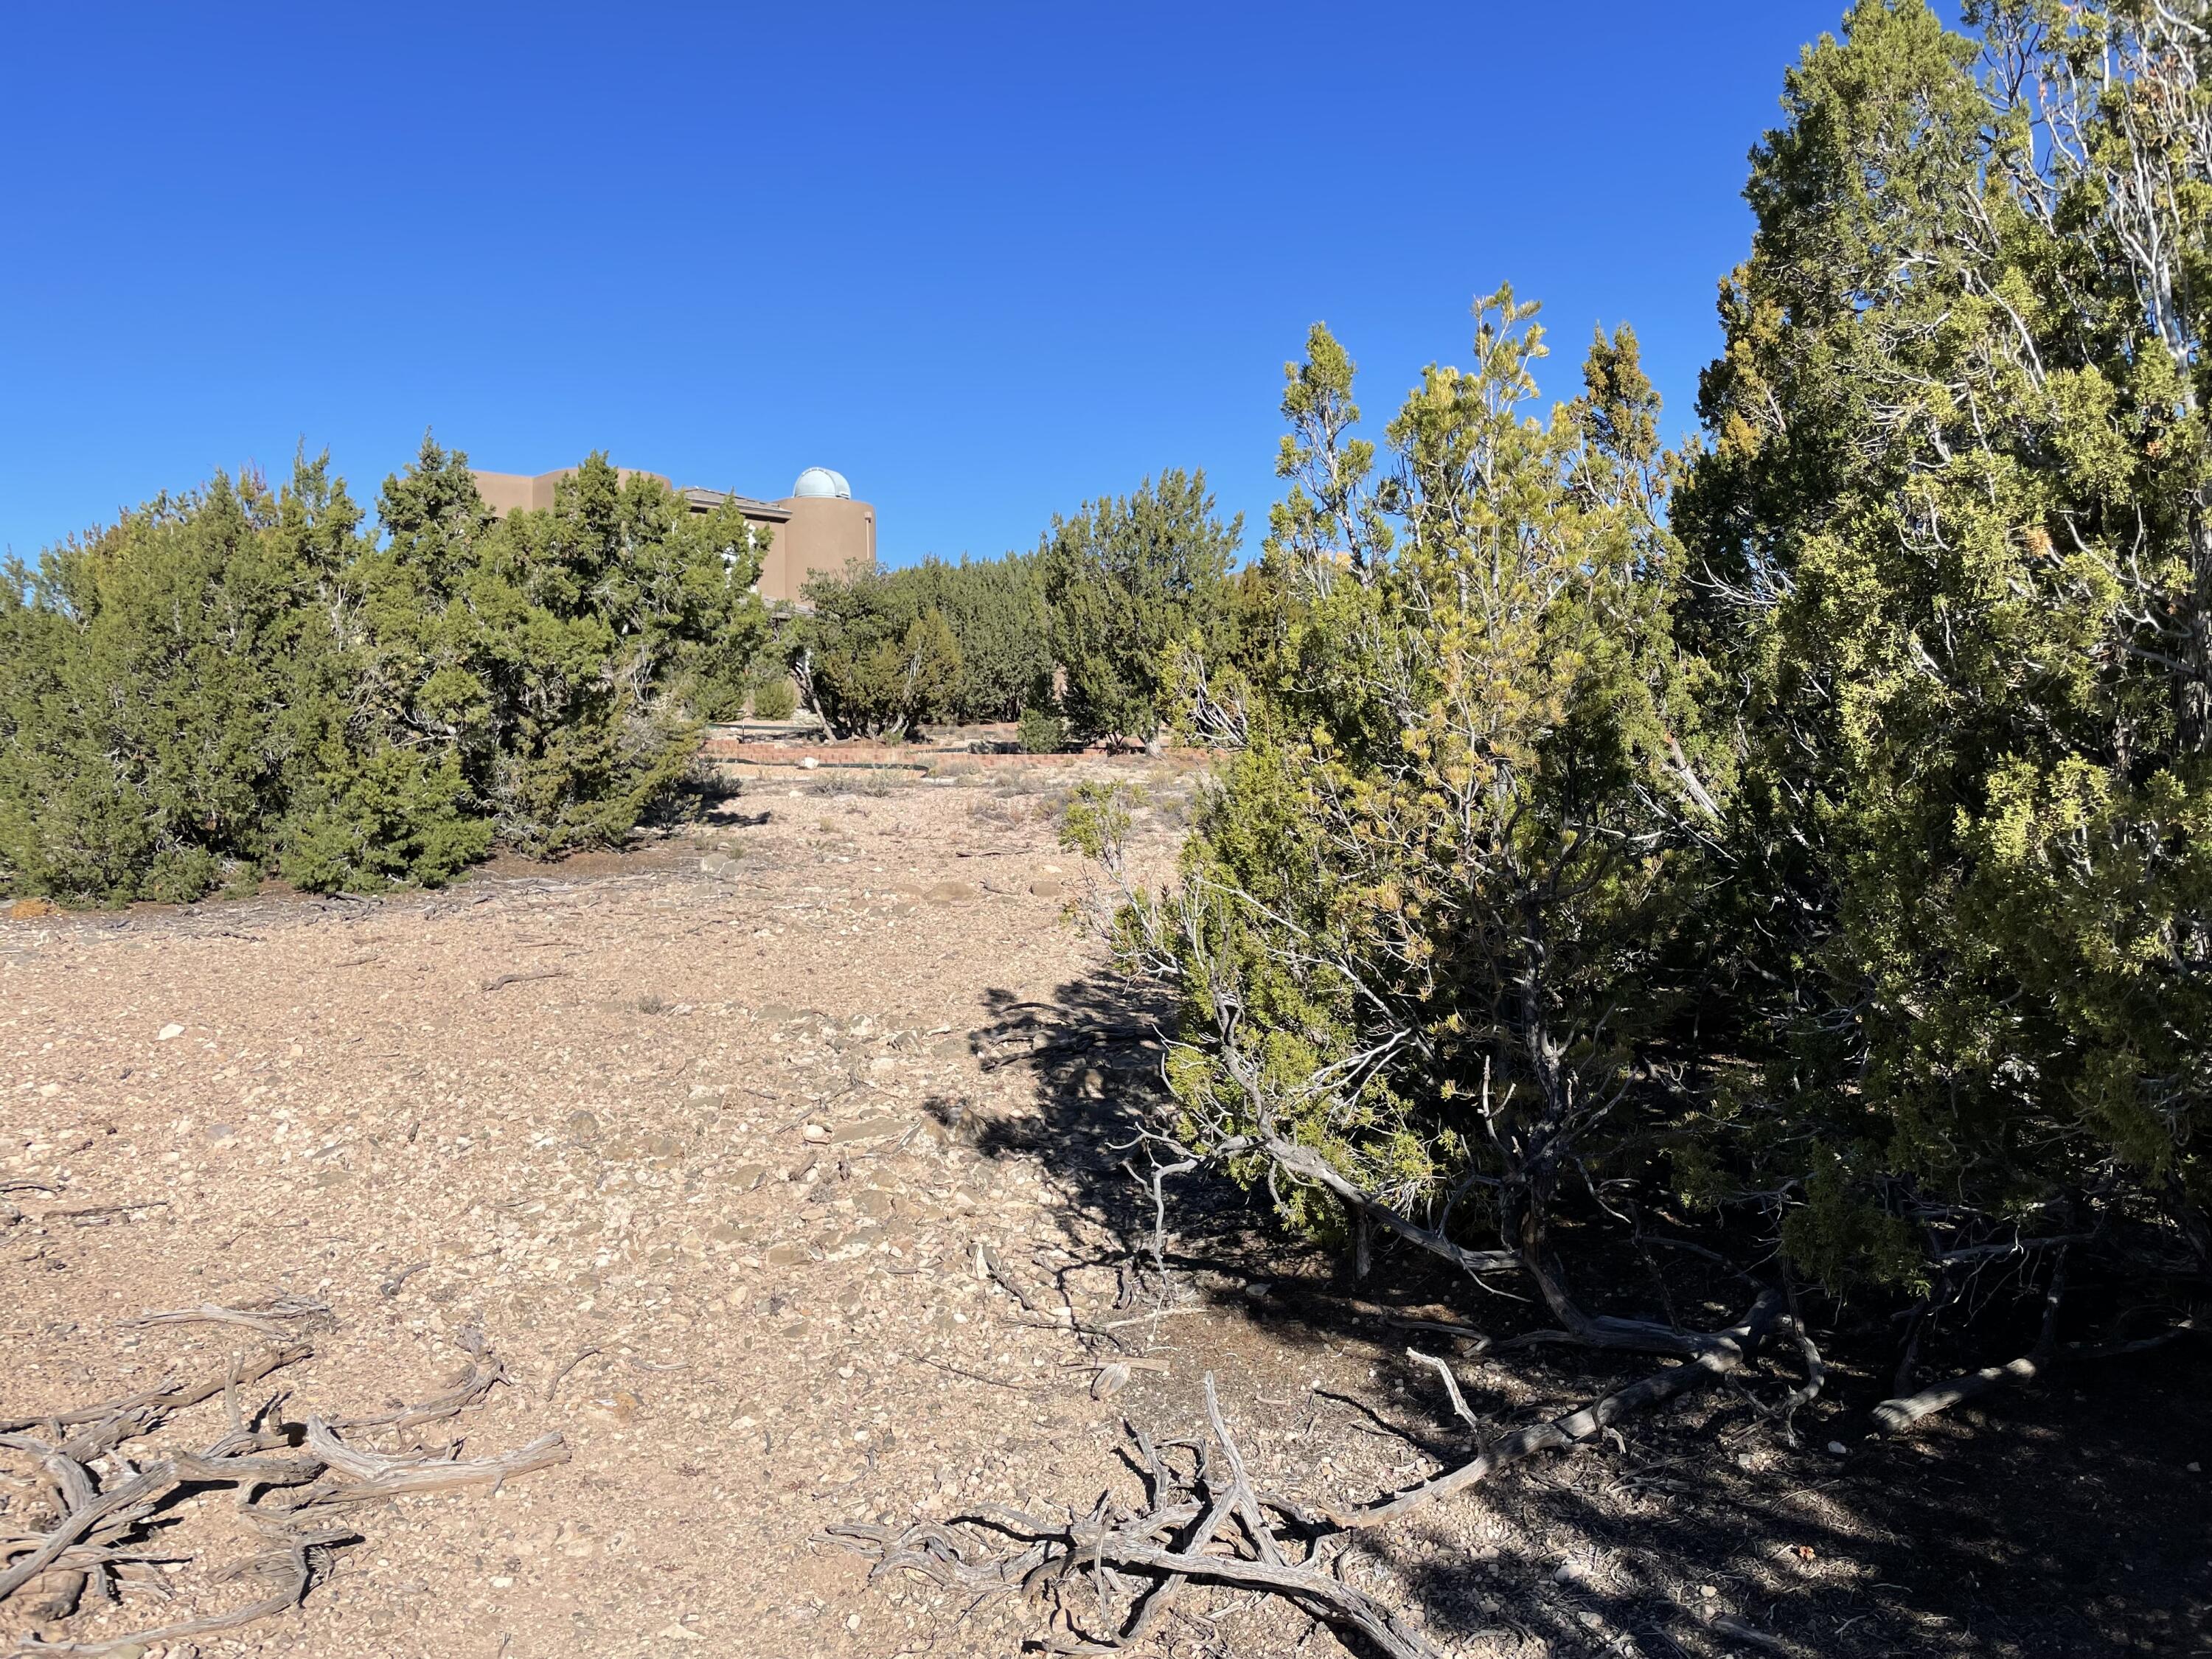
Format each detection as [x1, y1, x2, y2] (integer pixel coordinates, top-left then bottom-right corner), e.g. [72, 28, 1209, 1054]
[0, 1343, 315, 1454]
[1337, 1290, 1781, 1528]
[0, 1331, 566, 1653]
[326, 1356, 504, 1432]
[122, 1296, 330, 1338]
[1874, 1252, 2069, 1435]
[1874, 1307, 2196, 1436]
[297, 1418, 569, 1502]
[832, 1373, 1448, 1659]
[1405, 1349, 1481, 1433]
[0, 1464, 176, 1601]
[12, 1528, 355, 1657]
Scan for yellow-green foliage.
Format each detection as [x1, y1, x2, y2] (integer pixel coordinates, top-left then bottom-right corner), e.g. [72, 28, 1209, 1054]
[1109, 0, 2212, 1297]
[1674, 0, 2211, 1281]
[1124, 291, 1712, 1258]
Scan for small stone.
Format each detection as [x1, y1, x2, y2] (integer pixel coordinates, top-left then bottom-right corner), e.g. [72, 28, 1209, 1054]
[205, 1122, 237, 1145]
[1698, 1585, 1717, 1599]
[588, 1389, 641, 1425]
[566, 1110, 602, 1142]
[655, 1623, 707, 1642]
[1826, 1441, 1848, 1455]
[2188, 1461, 2202, 1473]
[924, 880, 980, 904]
[156, 1023, 185, 1042]
[801, 1123, 830, 1143]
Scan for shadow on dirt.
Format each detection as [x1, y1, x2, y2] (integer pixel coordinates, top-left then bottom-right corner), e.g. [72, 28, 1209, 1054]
[954, 965, 2212, 1658]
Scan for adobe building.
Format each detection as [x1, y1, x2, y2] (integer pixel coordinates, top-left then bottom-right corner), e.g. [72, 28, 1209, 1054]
[469, 463, 876, 605]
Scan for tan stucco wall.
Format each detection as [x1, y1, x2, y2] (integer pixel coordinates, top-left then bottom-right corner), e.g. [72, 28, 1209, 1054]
[762, 495, 876, 603]
[470, 467, 673, 517]
[467, 467, 877, 605]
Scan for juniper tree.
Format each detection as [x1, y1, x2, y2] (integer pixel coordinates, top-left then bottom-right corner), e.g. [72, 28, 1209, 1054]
[1118, 296, 1725, 1343]
[1677, 0, 2212, 1285]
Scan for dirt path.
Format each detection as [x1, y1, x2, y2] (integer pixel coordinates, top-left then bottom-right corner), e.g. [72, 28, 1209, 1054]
[4, 769, 2207, 1658]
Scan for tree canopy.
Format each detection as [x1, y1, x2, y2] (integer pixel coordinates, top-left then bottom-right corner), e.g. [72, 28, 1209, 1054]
[0, 444, 768, 901]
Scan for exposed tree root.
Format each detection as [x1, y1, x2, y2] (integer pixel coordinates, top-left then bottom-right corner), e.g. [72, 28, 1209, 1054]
[0, 1332, 567, 1654]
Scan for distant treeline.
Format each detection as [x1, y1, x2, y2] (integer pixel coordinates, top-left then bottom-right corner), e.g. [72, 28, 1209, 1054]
[0, 449, 1244, 903]
[785, 467, 1242, 747]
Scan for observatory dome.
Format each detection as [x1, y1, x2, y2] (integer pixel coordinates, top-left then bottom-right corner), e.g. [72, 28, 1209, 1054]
[792, 467, 852, 500]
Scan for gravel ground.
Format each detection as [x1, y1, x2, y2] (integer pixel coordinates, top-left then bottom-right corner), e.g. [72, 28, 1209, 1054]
[4, 766, 2206, 1659]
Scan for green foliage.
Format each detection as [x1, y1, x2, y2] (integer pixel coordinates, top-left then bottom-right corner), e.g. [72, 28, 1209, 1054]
[1119, 294, 1706, 1266]
[1057, 779, 1144, 874]
[1017, 703, 1071, 754]
[0, 442, 767, 902]
[1082, 0, 2212, 1309]
[1675, 0, 2212, 1281]
[793, 554, 1049, 733]
[797, 584, 965, 738]
[748, 676, 797, 721]
[1039, 471, 1242, 747]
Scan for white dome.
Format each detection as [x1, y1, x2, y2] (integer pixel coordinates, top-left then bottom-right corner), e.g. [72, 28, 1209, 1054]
[793, 467, 851, 500]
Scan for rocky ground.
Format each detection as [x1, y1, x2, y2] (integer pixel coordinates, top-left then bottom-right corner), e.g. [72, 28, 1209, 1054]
[3, 760, 2206, 1659]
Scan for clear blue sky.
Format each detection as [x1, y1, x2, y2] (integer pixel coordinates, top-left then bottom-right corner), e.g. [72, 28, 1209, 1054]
[3, 2, 1874, 568]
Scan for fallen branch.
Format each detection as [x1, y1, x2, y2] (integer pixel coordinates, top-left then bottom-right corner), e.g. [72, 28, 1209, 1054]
[122, 1296, 329, 1338]
[832, 1374, 1447, 1659]
[326, 1356, 504, 1433]
[0, 1342, 316, 1455]
[1875, 1305, 2196, 1436]
[1336, 1290, 1781, 1529]
[1875, 1251, 2067, 1435]
[0, 1330, 565, 1652]
[298, 1419, 569, 1502]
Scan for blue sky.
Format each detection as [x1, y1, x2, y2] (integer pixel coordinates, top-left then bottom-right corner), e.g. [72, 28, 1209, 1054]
[4, 2, 1868, 568]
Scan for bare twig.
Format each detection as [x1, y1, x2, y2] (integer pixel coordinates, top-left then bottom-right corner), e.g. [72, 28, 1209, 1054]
[1406, 1349, 1481, 1433]
[544, 1345, 603, 1403]
[482, 970, 567, 992]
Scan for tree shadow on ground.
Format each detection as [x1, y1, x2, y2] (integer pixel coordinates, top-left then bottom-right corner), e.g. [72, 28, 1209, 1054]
[953, 967, 2212, 1658]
